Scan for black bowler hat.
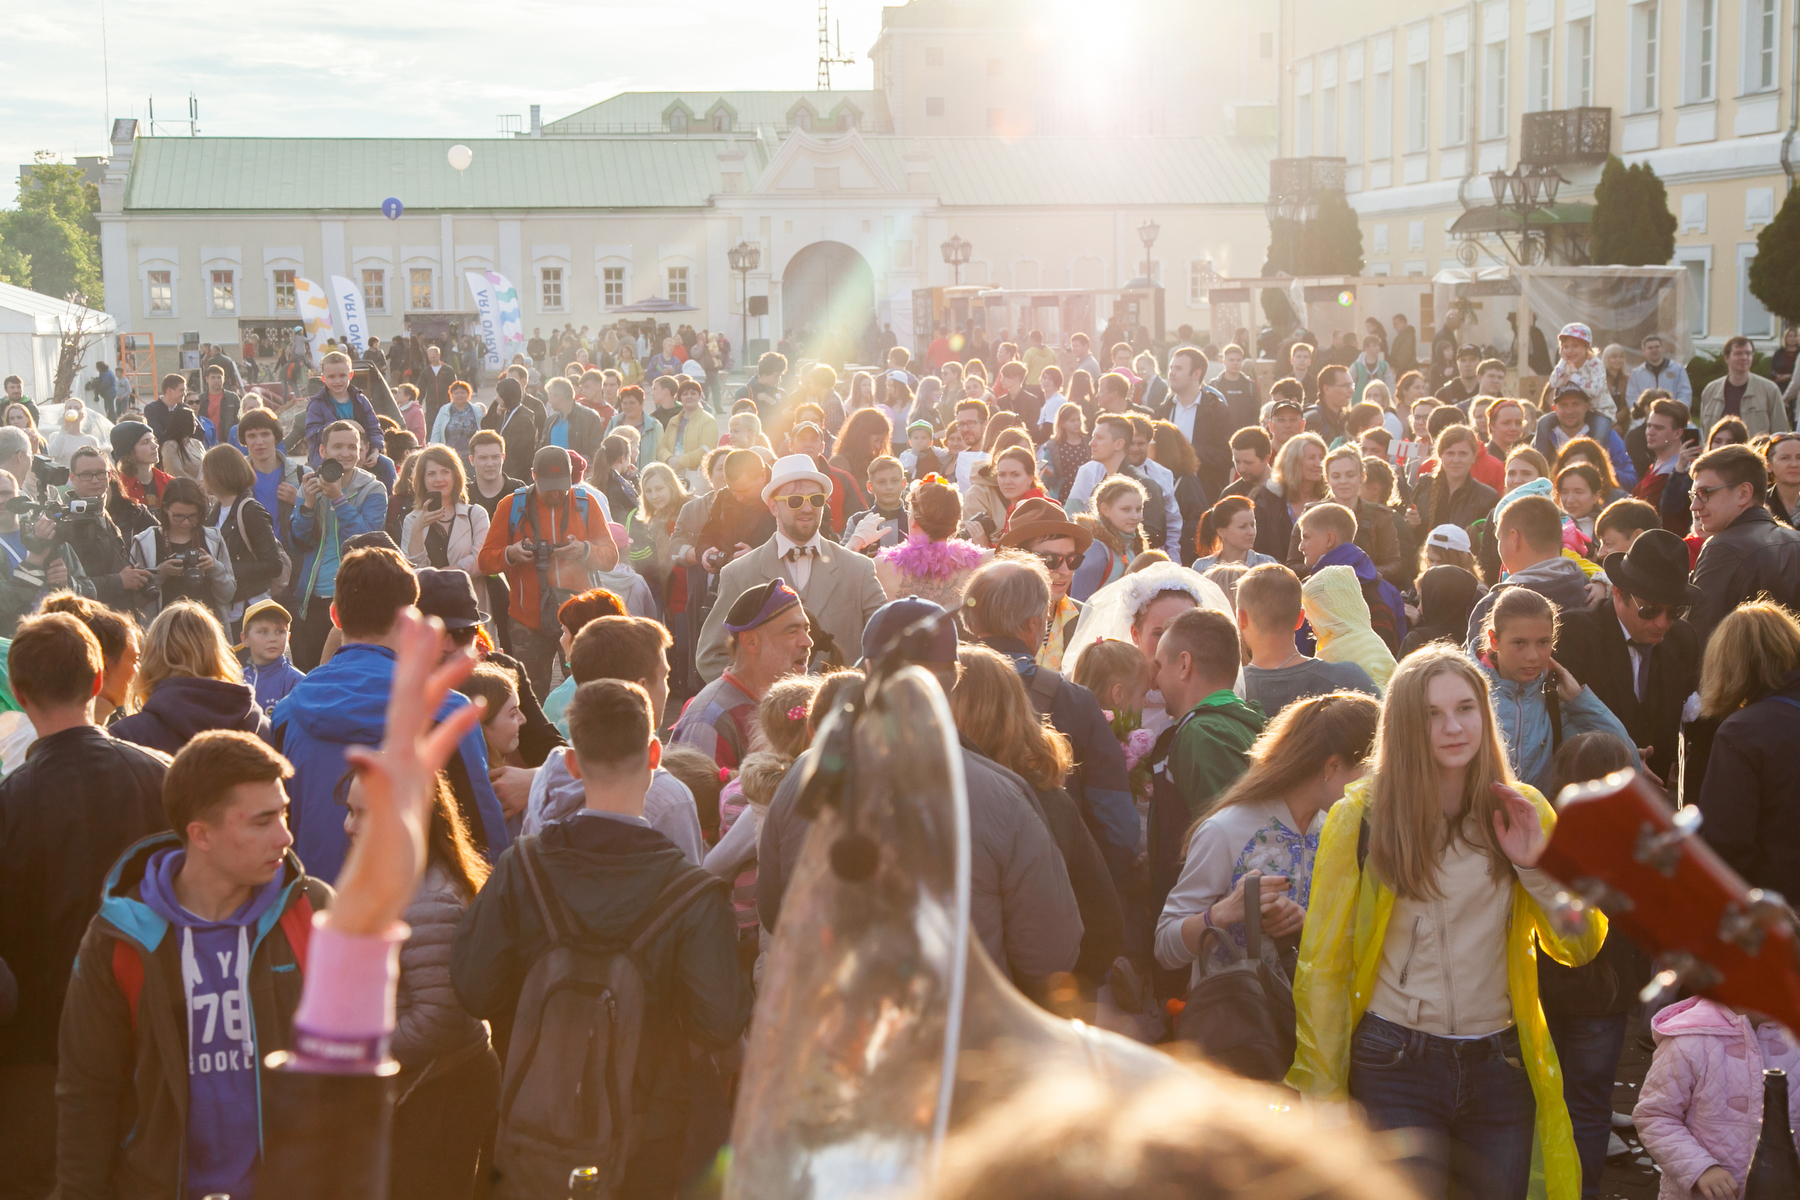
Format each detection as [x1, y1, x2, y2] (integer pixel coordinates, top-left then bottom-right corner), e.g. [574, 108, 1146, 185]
[1603, 529, 1703, 609]
[415, 568, 489, 629]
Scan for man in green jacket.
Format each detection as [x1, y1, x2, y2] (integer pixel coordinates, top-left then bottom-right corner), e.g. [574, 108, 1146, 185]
[55, 731, 331, 1200]
[1147, 607, 1266, 915]
[451, 678, 751, 1196]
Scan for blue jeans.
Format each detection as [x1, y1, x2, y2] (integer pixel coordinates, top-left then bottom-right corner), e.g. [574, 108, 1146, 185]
[1350, 1013, 1536, 1200]
[1546, 1012, 1627, 1200]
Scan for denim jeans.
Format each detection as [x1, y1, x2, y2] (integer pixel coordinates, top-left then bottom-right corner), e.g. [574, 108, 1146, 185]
[1350, 1012, 1536, 1200]
[1546, 1012, 1628, 1200]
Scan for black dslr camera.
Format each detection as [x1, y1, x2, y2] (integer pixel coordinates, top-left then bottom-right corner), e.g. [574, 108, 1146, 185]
[28, 455, 68, 490]
[531, 538, 568, 568]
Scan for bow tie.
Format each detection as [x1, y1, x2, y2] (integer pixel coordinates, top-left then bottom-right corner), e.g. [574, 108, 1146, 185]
[784, 545, 817, 561]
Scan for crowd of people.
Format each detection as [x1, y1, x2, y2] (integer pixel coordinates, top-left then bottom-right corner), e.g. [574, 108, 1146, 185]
[2, 311, 1800, 1200]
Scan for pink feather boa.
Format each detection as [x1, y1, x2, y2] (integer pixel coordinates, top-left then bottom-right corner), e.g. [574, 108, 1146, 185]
[877, 532, 985, 580]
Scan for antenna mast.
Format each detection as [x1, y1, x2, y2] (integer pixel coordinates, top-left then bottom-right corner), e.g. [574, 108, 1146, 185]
[817, 0, 855, 90]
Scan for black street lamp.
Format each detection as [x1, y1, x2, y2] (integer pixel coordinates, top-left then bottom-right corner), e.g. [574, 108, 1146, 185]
[1137, 218, 1161, 282]
[1483, 164, 1566, 264]
[728, 240, 760, 354]
[941, 234, 973, 285]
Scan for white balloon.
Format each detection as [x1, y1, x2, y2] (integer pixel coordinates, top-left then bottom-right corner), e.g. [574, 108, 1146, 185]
[447, 144, 473, 171]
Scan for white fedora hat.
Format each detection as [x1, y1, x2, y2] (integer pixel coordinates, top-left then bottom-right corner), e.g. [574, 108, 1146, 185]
[761, 453, 834, 504]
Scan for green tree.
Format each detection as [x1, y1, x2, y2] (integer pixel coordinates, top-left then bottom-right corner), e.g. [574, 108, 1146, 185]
[1589, 155, 1677, 266]
[1261, 193, 1365, 280]
[1751, 184, 1800, 326]
[0, 152, 102, 302]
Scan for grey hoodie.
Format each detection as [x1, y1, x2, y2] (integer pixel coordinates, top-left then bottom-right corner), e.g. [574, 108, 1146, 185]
[1464, 553, 1599, 649]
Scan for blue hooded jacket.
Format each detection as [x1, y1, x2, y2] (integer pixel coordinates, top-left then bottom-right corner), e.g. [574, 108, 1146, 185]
[243, 653, 306, 717]
[272, 643, 508, 881]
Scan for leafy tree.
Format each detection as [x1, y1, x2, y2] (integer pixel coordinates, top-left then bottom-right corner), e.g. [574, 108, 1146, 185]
[1589, 155, 1677, 266]
[0, 152, 102, 302]
[1261, 193, 1365, 279]
[1751, 184, 1800, 326]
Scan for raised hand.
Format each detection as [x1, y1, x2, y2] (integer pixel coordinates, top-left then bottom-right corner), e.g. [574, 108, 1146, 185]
[327, 608, 483, 937]
[1491, 782, 1546, 869]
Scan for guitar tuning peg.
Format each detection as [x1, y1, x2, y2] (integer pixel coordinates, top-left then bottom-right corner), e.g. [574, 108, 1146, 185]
[1548, 890, 1590, 937]
[1636, 806, 1704, 878]
[1638, 950, 1725, 1007]
[1719, 889, 1798, 957]
[1572, 876, 1636, 916]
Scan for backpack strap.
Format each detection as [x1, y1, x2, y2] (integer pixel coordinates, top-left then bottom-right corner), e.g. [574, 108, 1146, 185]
[517, 836, 579, 945]
[112, 939, 145, 1029]
[1024, 666, 1062, 716]
[504, 486, 534, 540]
[628, 871, 726, 957]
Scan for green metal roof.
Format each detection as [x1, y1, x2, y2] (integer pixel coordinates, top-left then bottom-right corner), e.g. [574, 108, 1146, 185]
[544, 90, 880, 134]
[123, 137, 735, 212]
[122, 133, 1274, 212]
[1449, 202, 1595, 235]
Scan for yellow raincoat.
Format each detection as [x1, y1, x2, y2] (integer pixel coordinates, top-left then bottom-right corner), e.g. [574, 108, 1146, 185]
[1285, 778, 1607, 1200]
[1301, 564, 1397, 692]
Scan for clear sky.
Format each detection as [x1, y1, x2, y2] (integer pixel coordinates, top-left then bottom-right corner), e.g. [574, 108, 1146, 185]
[0, 0, 885, 196]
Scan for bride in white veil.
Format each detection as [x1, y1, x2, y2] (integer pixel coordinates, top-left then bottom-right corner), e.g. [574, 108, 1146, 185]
[1065, 561, 1239, 738]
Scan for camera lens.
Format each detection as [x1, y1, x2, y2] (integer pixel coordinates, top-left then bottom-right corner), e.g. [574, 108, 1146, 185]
[319, 460, 344, 484]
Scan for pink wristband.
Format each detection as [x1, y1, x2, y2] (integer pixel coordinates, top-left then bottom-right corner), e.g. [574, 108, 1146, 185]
[291, 915, 408, 1074]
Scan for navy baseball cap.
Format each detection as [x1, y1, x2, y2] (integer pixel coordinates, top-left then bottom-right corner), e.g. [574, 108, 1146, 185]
[860, 597, 959, 666]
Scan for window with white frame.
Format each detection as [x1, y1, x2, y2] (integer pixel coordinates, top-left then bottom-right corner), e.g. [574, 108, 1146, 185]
[1527, 32, 1553, 111]
[1321, 85, 1338, 154]
[1445, 52, 1467, 144]
[1746, 0, 1780, 89]
[148, 270, 173, 314]
[1347, 81, 1365, 161]
[1484, 41, 1509, 138]
[210, 270, 235, 314]
[1675, 249, 1711, 335]
[409, 267, 434, 310]
[273, 269, 297, 313]
[666, 266, 689, 307]
[1684, 0, 1717, 102]
[1631, 2, 1661, 112]
[603, 266, 625, 308]
[1568, 18, 1594, 105]
[540, 266, 564, 311]
[1407, 62, 1430, 151]
[362, 268, 386, 313]
[1374, 70, 1393, 158]
[1739, 245, 1774, 337]
[1295, 60, 1314, 155]
[1188, 261, 1208, 305]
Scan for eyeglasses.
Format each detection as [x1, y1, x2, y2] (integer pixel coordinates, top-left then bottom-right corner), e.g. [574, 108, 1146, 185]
[72, 470, 108, 483]
[165, 509, 201, 524]
[1690, 483, 1737, 505]
[1033, 550, 1081, 571]
[1634, 601, 1688, 622]
[779, 493, 828, 511]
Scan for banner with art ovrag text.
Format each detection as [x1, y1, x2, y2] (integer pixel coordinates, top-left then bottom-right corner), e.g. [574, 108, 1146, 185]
[484, 271, 528, 365]
[465, 272, 503, 372]
[327, 275, 369, 356]
[292, 277, 335, 367]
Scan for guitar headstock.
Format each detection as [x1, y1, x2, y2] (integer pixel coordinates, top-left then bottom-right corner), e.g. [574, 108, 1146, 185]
[1539, 768, 1800, 1031]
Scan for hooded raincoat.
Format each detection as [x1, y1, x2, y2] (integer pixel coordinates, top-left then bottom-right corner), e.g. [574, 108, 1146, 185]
[1286, 778, 1607, 1200]
[1301, 564, 1397, 692]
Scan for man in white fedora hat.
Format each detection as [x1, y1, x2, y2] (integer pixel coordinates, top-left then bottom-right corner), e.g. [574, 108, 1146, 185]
[696, 453, 888, 681]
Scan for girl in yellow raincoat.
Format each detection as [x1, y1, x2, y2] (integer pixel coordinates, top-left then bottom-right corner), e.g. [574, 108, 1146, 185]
[1286, 644, 1606, 1200]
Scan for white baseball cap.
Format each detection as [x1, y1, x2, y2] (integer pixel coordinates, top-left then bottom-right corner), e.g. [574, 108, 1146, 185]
[1426, 524, 1472, 554]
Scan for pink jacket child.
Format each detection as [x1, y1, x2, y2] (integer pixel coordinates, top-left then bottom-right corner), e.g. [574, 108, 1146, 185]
[1634, 995, 1800, 1199]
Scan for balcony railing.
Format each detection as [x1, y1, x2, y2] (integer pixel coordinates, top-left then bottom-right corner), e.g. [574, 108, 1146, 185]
[1521, 107, 1612, 165]
[1267, 156, 1347, 221]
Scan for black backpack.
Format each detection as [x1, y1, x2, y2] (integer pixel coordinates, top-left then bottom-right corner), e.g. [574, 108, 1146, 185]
[1173, 870, 1298, 1082]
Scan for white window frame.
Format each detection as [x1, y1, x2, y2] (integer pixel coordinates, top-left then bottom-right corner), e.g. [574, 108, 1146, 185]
[1321, 84, 1339, 154]
[1295, 59, 1314, 156]
[596, 250, 632, 311]
[1631, 1, 1662, 113]
[1444, 51, 1468, 145]
[1483, 41, 1510, 139]
[1526, 32, 1553, 112]
[666, 265, 690, 307]
[1373, 223, 1391, 254]
[1738, 243, 1775, 338]
[1188, 259, 1209, 305]
[1346, 79, 1365, 162]
[272, 269, 297, 315]
[1684, 0, 1718, 103]
[1674, 245, 1712, 336]
[1567, 18, 1595, 106]
[360, 267, 388, 315]
[407, 266, 436, 312]
[540, 266, 565, 313]
[146, 268, 175, 317]
[208, 268, 235, 316]
[1742, 0, 1781, 91]
[1407, 62, 1430, 152]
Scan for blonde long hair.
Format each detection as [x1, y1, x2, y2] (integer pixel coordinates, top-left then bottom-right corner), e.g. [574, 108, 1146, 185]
[951, 645, 1075, 791]
[636, 461, 690, 522]
[1365, 644, 1517, 900]
[131, 600, 243, 708]
[1273, 432, 1328, 504]
[1700, 601, 1800, 718]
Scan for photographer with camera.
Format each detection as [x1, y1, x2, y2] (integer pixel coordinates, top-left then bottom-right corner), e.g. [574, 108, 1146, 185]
[476, 445, 620, 695]
[53, 446, 154, 610]
[290, 420, 390, 669]
[0, 469, 88, 636]
[124, 477, 236, 627]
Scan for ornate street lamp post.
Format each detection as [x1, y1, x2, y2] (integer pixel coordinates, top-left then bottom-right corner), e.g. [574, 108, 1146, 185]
[728, 240, 761, 354]
[940, 234, 972, 285]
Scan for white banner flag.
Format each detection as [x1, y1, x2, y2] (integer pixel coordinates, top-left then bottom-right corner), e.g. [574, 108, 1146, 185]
[328, 275, 369, 356]
[292, 277, 334, 367]
[484, 271, 528, 365]
[465, 271, 503, 371]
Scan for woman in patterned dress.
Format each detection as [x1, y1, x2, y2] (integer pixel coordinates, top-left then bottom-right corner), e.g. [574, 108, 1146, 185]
[1153, 690, 1379, 986]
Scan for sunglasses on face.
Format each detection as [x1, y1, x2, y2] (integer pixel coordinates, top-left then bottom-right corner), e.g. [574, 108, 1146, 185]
[1034, 550, 1081, 571]
[779, 492, 828, 510]
[1633, 600, 1688, 622]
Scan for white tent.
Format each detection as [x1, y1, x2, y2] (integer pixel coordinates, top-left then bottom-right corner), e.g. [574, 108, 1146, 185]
[0, 282, 117, 403]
